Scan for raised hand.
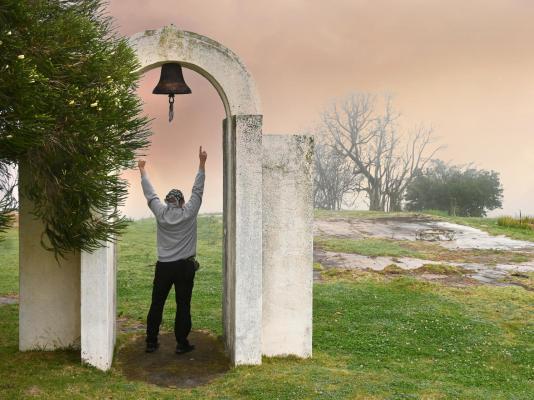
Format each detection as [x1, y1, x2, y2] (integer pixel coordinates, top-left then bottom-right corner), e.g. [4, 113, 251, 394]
[199, 146, 207, 170]
[138, 160, 146, 170]
[199, 146, 207, 163]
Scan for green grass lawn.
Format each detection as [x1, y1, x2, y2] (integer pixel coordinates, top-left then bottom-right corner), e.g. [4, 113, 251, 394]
[1, 216, 533, 399]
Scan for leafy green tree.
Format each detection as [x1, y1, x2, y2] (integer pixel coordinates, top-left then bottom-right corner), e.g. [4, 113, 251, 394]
[0, 0, 151, 257]
[404, 160, 503, 217]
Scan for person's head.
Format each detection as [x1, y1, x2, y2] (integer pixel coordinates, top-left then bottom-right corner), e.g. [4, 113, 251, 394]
[165, 189, 185, 208]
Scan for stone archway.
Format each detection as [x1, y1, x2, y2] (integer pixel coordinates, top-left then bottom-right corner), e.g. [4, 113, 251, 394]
[19, 25, 314, 372]
[80, 25, 264, 368]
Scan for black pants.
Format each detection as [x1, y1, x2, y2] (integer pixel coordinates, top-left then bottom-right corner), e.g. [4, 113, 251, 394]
[146, 258, 196, 345]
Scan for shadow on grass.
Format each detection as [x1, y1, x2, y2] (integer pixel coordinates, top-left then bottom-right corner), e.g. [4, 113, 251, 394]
[115, 330, 230, 388]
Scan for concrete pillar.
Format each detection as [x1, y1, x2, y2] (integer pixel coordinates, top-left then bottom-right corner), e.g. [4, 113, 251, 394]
[223, 115, 263, 365]
[261, 134, 314, 358]
[18, 163, 81, 351]
[222, 118, 235, 361]
[80, 240, 117, 370]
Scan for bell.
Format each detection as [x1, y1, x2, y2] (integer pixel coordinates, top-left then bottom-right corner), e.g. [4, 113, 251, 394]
[152, 63, 191, 95]
[152, 63, 191, 122]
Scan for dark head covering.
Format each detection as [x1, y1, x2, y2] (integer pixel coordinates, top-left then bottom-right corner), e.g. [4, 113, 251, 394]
[165, 189, 184, 204]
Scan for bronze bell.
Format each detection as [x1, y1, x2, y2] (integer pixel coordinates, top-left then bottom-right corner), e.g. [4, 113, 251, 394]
[152, 63, 191, 122]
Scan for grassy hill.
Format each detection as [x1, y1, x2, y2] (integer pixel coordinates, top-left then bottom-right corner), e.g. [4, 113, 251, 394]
[0, 214, 532, 399]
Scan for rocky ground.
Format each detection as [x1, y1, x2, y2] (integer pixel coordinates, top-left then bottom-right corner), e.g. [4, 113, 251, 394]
[314, 214, 534, 290]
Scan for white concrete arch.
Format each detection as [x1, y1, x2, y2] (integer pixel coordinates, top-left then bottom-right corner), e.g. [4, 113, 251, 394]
[129, 25, 261, 117]
[19, 25, 314, 374]
[129, 25, 264, 367]
[17, 25, 263, 370]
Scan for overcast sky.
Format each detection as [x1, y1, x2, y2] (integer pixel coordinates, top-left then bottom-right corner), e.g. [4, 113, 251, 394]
[107, 0, 534, 218]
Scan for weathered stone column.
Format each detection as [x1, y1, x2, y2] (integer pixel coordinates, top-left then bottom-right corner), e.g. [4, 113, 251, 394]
[223, 115, 263, 365]
[262, 134, 314, 358]
[18, 163, 81, 351]
[80, 240, 117, 370]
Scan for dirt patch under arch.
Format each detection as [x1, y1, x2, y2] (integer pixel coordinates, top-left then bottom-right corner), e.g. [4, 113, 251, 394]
[116, 330, 230, 388]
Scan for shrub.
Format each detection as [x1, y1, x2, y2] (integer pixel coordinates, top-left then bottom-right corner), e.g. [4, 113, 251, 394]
[0, 0, 151, 258]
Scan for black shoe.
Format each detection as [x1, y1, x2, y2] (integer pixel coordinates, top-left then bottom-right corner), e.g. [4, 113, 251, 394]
[145, 342, 159, 353]
[175, 343, 195, 354]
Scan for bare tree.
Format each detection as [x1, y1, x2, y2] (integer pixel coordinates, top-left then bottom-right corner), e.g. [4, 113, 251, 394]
[313, 130, 361, 210]
[383, 124, 440, 211]
[321, 92, 440, 211]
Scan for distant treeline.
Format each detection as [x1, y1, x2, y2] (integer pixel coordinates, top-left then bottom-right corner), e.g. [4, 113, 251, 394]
[312, 92, 502, 217]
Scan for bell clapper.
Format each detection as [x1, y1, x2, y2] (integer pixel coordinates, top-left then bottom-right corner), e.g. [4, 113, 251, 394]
[168, 94, 175, 122]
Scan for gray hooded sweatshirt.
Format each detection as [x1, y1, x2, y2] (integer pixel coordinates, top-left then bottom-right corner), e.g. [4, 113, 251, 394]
[141, 169, 205, 262]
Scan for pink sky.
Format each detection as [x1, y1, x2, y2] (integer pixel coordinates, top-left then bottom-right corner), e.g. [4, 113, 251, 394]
[108, 0, 534, 218]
